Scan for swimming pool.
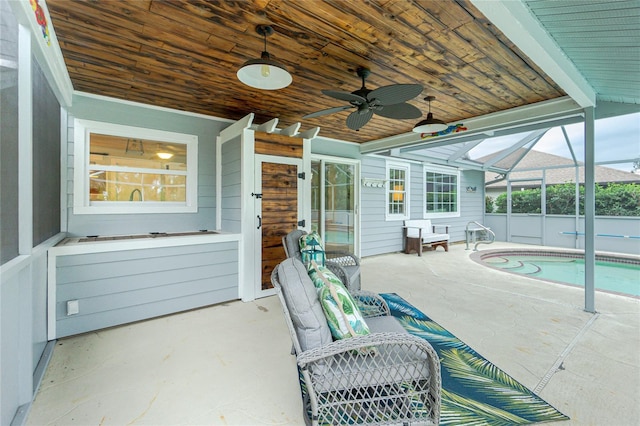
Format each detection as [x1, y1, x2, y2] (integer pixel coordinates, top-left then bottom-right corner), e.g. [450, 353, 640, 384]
[473, 249, 640, 298]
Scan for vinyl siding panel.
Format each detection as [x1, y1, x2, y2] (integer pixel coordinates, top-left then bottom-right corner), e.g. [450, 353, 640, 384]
[54, 241, 239, 338]
[361, 156, 402, 257]
[220, 137, 242, 233]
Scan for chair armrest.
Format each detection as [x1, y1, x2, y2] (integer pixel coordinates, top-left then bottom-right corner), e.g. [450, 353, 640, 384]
[325, 251, 360, 266]
[324, 262, 349, 285]
[432, 224, 450, 233]
[324, 261, 360, 292]
[351, 290, 391, 317]
[297, 332, 439, 368]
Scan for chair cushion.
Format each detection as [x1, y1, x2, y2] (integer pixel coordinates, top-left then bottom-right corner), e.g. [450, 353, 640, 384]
[404, 219, 449, 242]
[366, 316, 408, 334]
[407, 231, 450, 243]
[283, 229, 306, 261]
[276, 259, 332, 352]
[299, 231, 326, 266]
[307, 262, 370, 341]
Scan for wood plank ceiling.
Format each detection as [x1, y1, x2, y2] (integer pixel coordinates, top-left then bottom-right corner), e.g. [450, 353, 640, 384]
[46, 0, 566, 143]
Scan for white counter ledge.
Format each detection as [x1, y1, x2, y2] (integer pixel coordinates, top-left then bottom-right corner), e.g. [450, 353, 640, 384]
[51, 230, 240, 255]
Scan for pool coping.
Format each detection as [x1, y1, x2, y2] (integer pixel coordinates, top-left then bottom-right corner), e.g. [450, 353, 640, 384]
[470, 247, 640, 299]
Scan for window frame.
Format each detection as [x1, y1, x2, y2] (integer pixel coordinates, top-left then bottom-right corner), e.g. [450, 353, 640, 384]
[423, 165, 460, 219]
[73, 119, 198, 214]
[385, 160, 410, 221]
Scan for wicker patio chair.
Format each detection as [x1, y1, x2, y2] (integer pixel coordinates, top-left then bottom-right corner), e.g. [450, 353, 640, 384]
[272, 258, 441, 426]
[283, 229, 361, 291]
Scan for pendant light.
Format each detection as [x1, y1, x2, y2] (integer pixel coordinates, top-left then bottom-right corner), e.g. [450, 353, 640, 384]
[413, 96, 448, 133]
[237, 25, 292, 90]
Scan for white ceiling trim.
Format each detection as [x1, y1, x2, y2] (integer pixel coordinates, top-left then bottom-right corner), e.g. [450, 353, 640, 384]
[471, 0, 596, 108]
[361, 96, 583, 154]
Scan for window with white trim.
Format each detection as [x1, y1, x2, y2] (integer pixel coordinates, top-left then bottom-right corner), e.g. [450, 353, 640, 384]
[73, 119, 198, 214]
[386, 161, 410, 220]
[424, 166, 460, 218]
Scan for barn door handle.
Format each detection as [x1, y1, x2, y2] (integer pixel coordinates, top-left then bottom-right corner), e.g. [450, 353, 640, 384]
[257, 215, 262, 229]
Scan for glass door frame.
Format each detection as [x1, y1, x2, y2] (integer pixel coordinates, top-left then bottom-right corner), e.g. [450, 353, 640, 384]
[311, 154, 360, 257]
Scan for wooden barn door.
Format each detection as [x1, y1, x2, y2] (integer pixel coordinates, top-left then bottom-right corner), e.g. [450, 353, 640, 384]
[255, 155, 303, 297]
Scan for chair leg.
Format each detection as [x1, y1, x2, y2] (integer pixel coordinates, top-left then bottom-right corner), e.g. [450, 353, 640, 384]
[431, 241, 449, 252]
[405, 237, 421, 256]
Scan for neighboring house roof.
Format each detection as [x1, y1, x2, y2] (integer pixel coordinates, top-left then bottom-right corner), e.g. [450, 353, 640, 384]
[479, 149, 640, 188]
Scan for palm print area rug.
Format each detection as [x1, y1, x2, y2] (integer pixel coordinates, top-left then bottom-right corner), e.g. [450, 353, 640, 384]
[380, 293, 570, 425]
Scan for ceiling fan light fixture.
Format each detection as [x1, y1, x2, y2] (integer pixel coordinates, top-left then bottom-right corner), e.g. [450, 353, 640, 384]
[413, 96, 448, 133]
[237, 25, 292, 90]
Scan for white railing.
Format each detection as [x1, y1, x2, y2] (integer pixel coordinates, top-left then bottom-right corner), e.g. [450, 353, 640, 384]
[466, 221, 496, 251]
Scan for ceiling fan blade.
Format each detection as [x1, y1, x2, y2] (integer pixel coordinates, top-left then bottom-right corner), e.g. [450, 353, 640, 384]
[346, 109, 374, 130]
[368, 84, 423, 105]
[322, 90, 367, 104]
[303, 105, 353, 119]
[374, 102, 423, 119]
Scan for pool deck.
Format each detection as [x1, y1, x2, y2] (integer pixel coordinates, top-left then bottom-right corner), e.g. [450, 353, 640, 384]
[26, 242, 640, 425]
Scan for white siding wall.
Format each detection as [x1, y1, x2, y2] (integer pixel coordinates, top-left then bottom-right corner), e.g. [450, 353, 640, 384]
[220, 137, 242, 233]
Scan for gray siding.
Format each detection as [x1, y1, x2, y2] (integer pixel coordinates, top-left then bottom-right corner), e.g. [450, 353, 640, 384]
[54, 241, 239, 338]
[220, 137, 242, 233]
[361, 156, 486, 257]
[361, 156, 400, 257]
[65, 94, 230, 237]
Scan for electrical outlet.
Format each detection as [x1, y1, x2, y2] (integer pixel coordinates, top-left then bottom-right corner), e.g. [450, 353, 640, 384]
[67, 300, 79, 315]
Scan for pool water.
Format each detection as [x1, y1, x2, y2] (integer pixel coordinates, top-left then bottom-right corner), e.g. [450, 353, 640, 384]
[483, 255, 640, 297]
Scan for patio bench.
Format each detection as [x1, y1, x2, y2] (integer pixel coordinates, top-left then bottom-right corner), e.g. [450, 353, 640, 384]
[403, 219, 450, 255]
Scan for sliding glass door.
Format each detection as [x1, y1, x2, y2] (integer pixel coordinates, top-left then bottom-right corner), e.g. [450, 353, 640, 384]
[311, 157, 359, 255]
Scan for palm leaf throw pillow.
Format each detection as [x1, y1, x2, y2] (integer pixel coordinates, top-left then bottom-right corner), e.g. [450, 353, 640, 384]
[307, 261, 370, 340]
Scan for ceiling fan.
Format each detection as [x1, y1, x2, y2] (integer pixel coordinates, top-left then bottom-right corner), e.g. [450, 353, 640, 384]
[303, 67, 423, 130]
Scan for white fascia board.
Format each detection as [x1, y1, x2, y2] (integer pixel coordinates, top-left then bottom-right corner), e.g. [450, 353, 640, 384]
[470, 0, 596, 108]
[12, 0, 74, 106]
[361, 96, 583, 154]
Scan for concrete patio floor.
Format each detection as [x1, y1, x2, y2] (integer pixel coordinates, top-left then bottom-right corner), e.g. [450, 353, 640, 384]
[26, 242, 640, 425]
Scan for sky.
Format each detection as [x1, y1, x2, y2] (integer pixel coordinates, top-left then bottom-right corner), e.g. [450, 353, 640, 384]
[468, 112, 640, 172]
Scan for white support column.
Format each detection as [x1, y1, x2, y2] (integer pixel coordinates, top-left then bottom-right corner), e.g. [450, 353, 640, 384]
[541, 170, 546, 246]
[584, 107, 596, 313]
[506, 179, 512, 242]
